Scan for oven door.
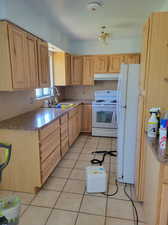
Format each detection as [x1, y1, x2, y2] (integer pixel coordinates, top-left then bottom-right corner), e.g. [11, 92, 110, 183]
[92, 105, 117, 129]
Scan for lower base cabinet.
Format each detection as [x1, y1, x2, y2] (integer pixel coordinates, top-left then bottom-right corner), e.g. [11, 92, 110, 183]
[60, 114, 69, 157]
[81, 104, 92, 133]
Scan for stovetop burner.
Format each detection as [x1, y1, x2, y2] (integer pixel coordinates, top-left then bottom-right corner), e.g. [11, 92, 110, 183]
[96, 100, 105, 103]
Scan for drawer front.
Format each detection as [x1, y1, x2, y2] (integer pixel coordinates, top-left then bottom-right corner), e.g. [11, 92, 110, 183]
[69, 108, 77, 119]
[61, 138, 69, 157]
[40, 129, 60, 162]
[60, 114, 68, 125]
[41, 148, 61, 184]
[39, 119, 60, 141]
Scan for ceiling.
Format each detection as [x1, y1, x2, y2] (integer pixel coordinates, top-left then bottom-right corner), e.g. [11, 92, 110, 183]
[27, 0, 165, 41]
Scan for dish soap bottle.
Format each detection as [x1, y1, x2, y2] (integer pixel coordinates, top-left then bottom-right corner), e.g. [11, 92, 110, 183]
[147, 112, 158, 138]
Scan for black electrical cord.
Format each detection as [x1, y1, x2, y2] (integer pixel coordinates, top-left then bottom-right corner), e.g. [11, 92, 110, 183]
[124, 183, 139, 225]
[90, 150, 139, 225]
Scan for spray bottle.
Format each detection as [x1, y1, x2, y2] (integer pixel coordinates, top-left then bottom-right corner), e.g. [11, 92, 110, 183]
[147, 108, 160, 138]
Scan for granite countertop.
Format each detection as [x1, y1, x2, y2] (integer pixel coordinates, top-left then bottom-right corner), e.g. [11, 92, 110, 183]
[0, 101, 83, 130]
[147, 136, 168, 164]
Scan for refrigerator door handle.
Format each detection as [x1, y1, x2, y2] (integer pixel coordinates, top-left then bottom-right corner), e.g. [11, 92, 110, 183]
[122, 105, 127, 109]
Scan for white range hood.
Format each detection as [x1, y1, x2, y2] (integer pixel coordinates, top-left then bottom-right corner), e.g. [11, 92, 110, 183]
[94, 74, 119, 81]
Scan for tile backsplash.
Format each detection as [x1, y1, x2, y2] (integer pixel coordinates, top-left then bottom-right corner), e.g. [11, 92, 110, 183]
[0, 90, 42, 121]
[64, 80, 118, 100]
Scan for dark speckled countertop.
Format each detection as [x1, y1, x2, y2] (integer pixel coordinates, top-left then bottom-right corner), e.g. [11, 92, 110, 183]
[147, 136, 168, 164]
[0, 101, 86, 130]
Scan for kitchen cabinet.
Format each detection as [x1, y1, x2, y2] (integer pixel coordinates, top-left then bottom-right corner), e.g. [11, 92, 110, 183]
[94, 55, 108, 73]
[53, 52, 71, 86]
[108, 55, 122, 73]
[136, 12, 168, 201]
[81, 104, 92, 133]
[37, 39, 50, 88]
[60, 114, 69, 157]
[143, 141, 168, 225]
[68, 106, 81, 146]
[0, 119, 61, 193]
[83, 56, 94, 85]
[0, 21, 50, 91]
[123, 54, 140, 64]
[6, 23, 28, 90]
[71, 56, 83, 85]
[26, 34, 39, 88]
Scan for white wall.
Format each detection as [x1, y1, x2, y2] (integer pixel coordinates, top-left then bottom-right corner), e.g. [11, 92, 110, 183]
[70, 37, 142, 55]
[160, 0, 168, 10]
[0, 0, 71, 52]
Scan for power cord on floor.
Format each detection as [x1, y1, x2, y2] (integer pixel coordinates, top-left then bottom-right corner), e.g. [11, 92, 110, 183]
[90, 150, 139, 225]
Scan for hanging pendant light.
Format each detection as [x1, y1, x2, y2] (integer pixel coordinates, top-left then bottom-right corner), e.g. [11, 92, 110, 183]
[98, 26, 111, 45]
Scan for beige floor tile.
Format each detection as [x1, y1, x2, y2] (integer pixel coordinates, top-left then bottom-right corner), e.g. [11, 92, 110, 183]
[70, 169, 86, 180]
[69, 147, 83, 153]
[78, 153, 94, 161]
[109, 173, 117, 185]
[72, 142, 85, 148]
[58, 159, 76, 168]
[13, 192, 35, 204]
[135, 202, 145, 222]
[76, 213, 105, 225]
[20, 204, 29, 216]
[31, 190, 60, 208]
[52, 167, 72, 179]
[55, 192, 82, 211]
[108, 183, 131, 200]
[63, 152, 80, 160]
[63, 179, 85, 194]
[80, 195, 106, 216]
[75, 160, 91, 169]
[19, 206, 51, 225]
[44, 177, 67, 191]
[46, 209, 77, 225]
[107, 198, 133, 220]
[106, 217, 134, 225]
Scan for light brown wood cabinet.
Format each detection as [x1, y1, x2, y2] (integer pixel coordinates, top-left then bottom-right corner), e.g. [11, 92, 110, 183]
[0, 21, 50, 91]
[136, 12, 168, 202]
[94, 55, 108, 73]
[60, 114, 69, 157]
[37, 39, 50, 88]
[83, 56, 94, 85]
[0, 119, 61, 193]
[68, 106, 81, 146]
[71, 56, 83, 85]
[81, 104, 92, 133]
[108, 55, 122, 73]
[53, 52, 71, 86]
[123, 54, 140, 64]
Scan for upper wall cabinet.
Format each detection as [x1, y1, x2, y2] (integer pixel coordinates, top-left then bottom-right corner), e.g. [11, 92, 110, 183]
[37, 40, 50, 88]
[0, 21, 50, 91]
[108, 55, 123, 73]
[83, 56, 94, 86]
[71, 56, 83, 85]
[53, 52, 71, 86]
[123, 54, 140, 64]
[94, 55, 108, 73]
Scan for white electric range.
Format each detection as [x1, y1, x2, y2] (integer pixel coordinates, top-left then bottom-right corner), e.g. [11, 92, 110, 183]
[92, 90, 118, 137]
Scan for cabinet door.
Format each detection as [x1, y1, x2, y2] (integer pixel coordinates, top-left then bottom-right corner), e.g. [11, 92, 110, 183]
[158, 184, 168, 225]
[108, 55, 122, 73]
[83, 56, 94, 85]
[71, 56, 83, 85]
[123, 54, 140, 64]
[26, 34, 38, 88]
[38, 40, 50, 88]
[65, 53, 71, 85]
[8, 24, 28, 89]
[94, 55, 108, 73]
[81, 104, 92, 132]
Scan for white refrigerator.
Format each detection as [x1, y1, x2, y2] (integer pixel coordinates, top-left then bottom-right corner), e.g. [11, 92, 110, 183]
[117, 64, 140, 184]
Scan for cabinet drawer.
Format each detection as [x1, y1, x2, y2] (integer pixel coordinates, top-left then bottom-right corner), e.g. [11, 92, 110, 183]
[60, 114, 68, 125]
[69, 108, 77, 119]
[61, 137, 69, 157]
[40, 130, 60, 162]
[41, 148, 61, 184]
[39, 119, 60, 141]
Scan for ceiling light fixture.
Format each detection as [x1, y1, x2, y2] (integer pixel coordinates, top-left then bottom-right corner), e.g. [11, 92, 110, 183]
[87, 1, 104, 11]
[98, 26, 111, 45]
